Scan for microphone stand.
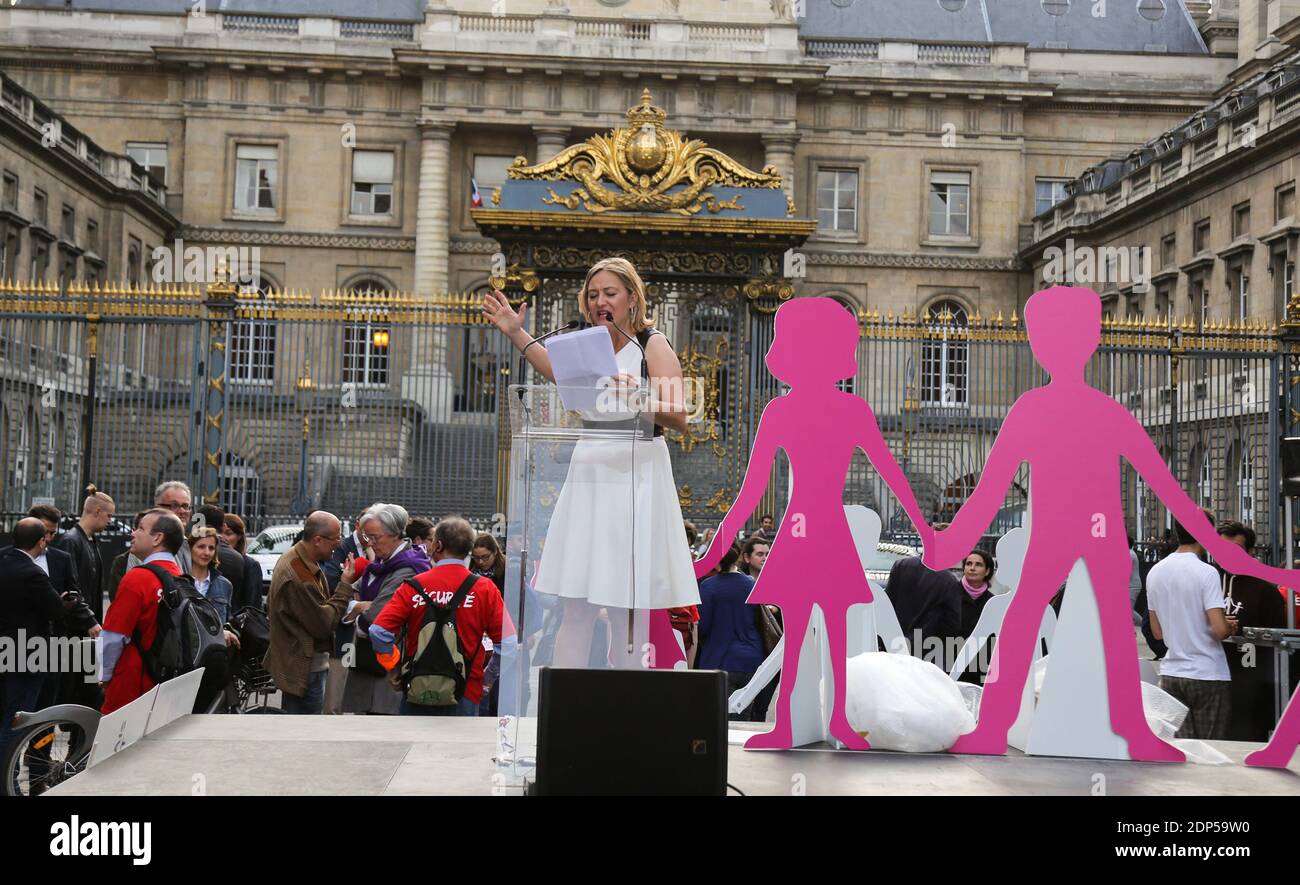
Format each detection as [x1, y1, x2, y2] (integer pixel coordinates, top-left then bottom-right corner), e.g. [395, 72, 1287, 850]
[606, 315, 648, 660]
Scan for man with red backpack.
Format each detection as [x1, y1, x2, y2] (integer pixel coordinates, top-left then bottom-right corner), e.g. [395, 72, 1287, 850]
[100, 509, 187, 713]
[100, 509, 236, 714]
[368, 516, 515, 716]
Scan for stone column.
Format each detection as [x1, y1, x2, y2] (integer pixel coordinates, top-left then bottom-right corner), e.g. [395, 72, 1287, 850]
[410, 120, 456, 421]
[762, 132, 800, 207]
[415, 120, 454, 297]
[533, 125, 571, 163]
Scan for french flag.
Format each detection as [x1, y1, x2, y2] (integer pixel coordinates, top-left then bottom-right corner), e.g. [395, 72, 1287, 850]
[470, 177, 483, 208]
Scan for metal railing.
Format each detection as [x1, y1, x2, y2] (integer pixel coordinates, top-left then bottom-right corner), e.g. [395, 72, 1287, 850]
[0, 279, 1293, 564]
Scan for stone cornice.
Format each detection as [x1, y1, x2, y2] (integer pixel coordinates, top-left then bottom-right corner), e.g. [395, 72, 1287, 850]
[179, 226, 415, 251]
[806, 249, 1022, 271]
[450, 237, 501, 254]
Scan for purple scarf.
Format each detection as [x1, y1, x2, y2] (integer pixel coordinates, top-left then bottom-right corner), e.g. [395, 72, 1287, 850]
[359, 542, 429, 601]
[961, 576, 989, 601]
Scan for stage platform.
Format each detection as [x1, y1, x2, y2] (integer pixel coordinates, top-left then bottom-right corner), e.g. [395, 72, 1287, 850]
[46, 716, 1300, 796]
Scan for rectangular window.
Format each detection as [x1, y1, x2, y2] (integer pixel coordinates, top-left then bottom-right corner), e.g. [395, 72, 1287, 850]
[1277, 184, 1296, 222]
[1193, 218, 1210, 254]
[471, 155, 513, 205]
[928, 171, 970, 237]
[1034, 178, 1069, 217]
[1160, 233, 1176, 268]
[126, 236, 142, 287]
[234, 144, 278, 211]
[1, 172, 15, 211]
[342, 317, 390, 387]
[86, 219, 98, 254]
[1126, 291, 1143, 318]
[350, 150, 394, 216]
[1190, 275, 1208, 328]
[1239, 272, 1250, 321]
[61, 205, 74, 240]
[1232, 201, 1250, 239]
[125, 142, 168, 187]
[816, 168, 858, 233]
[1155, 282, 1172, 320]
[33, 189, 47, 226]
[1286, 262, 1295, 301]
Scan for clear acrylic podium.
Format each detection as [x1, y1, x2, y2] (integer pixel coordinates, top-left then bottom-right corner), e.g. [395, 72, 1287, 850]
[494, 382, 658, 789]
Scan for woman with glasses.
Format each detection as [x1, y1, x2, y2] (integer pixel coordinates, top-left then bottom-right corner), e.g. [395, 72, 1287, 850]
[470, 533, 506, 593]
[340, 503, 430, 715]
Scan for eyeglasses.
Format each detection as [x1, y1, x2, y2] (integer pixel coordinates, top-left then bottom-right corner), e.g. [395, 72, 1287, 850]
[472, 553, 495, 564]
[360, 532, 393, 543]
[158, 501, 191, 513]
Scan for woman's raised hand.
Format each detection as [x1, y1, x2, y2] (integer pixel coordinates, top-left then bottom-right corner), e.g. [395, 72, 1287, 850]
[481, 289, 526, 337]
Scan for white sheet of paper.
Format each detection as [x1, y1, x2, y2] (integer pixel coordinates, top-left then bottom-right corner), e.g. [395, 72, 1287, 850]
[546, 326, 621, 410]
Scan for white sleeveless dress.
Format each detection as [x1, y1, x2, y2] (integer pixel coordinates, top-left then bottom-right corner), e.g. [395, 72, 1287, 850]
[534, 338, 700, 610]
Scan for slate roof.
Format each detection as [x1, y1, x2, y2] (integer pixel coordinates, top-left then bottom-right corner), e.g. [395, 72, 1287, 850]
[12, 0, 425, 21]
[801, 0, 1209, 53]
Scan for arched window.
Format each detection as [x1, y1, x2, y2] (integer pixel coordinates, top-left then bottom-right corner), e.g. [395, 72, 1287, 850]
[921, 299, 968, 407]
[1187, 441, 1211, 509]
[342, 279, 391, 388]
[229, 276, 277, 385]
[220, 452, 263, 525]
[1238, 446, 1256, 525]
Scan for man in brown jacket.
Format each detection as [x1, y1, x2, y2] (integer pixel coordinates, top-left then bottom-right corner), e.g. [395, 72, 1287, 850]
[265, 511, 356, 713]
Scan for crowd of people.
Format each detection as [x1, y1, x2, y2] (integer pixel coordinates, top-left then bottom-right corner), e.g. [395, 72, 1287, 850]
[1, 482, 1295, 754]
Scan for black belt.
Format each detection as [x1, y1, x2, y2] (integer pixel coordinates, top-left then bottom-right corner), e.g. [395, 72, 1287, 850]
[580, 417, 661, 439]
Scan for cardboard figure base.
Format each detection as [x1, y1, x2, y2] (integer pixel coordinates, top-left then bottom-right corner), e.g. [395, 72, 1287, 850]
[1026, 559, 1130, 760]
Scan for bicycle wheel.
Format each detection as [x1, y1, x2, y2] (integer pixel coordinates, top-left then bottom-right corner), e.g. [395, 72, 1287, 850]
[3, 720, 91, 797]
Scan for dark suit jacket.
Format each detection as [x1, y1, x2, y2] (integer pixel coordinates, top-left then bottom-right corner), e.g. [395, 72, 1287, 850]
[0, 546, 63, 642]
[323, 533, 362, 591]
[884, 556, 962, 666]
[44, 546, 98, 636]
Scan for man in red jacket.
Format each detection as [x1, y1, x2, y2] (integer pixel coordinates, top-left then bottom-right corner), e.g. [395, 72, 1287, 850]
[100, 508, 186, 714]
[369, 516, 515, 716]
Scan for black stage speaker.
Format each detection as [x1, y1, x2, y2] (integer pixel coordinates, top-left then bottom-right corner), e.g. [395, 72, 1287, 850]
[1283, 437, 1300, 498]
[530, 668, 728, 797]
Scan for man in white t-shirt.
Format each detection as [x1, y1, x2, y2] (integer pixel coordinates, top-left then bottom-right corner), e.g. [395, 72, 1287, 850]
[1147, 510, 1240, 740]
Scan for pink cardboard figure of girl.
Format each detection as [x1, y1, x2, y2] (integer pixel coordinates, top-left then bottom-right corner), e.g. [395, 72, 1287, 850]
[925, 285, 1300, 762]
[694, 298, 932, 750]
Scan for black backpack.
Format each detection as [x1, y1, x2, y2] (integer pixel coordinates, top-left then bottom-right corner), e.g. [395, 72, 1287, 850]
[399, 574, 480, 707]
[132, 564, 228, 683]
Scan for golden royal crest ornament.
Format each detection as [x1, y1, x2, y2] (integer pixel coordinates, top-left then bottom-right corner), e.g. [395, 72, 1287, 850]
[508, 89, 784, 216]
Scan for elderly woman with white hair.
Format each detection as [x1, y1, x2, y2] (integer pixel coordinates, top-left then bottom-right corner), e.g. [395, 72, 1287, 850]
[339, 502, 430, 714]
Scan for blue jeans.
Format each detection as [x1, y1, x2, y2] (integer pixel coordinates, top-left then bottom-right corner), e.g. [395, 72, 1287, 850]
[400, 695, 479, 716]
[281, 670, 327, 714]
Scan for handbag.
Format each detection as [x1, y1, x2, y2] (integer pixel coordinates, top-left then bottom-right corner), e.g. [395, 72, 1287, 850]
[754, 603, 782, 656]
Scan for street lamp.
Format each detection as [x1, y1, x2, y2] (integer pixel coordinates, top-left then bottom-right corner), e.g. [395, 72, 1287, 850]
[291, 360, 314, 517]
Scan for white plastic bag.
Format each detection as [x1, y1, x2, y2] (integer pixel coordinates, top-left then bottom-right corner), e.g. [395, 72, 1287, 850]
[845, 652, 976, 752]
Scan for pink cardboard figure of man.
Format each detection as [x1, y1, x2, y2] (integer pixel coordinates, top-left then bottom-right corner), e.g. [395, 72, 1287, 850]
[694, 298, 932, 750]
[925, 285, 1300, 762]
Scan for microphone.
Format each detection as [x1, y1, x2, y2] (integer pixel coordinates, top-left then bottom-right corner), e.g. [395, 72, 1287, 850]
[602, 311, 647, 380]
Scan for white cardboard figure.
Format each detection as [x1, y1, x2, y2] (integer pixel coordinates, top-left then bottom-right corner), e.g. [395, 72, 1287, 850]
[945, 526, 1058, 751]
[1026, 558, 1131, 759]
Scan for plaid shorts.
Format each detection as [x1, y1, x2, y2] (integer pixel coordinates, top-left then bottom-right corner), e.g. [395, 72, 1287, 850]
[1160, 675, 1232, 741]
